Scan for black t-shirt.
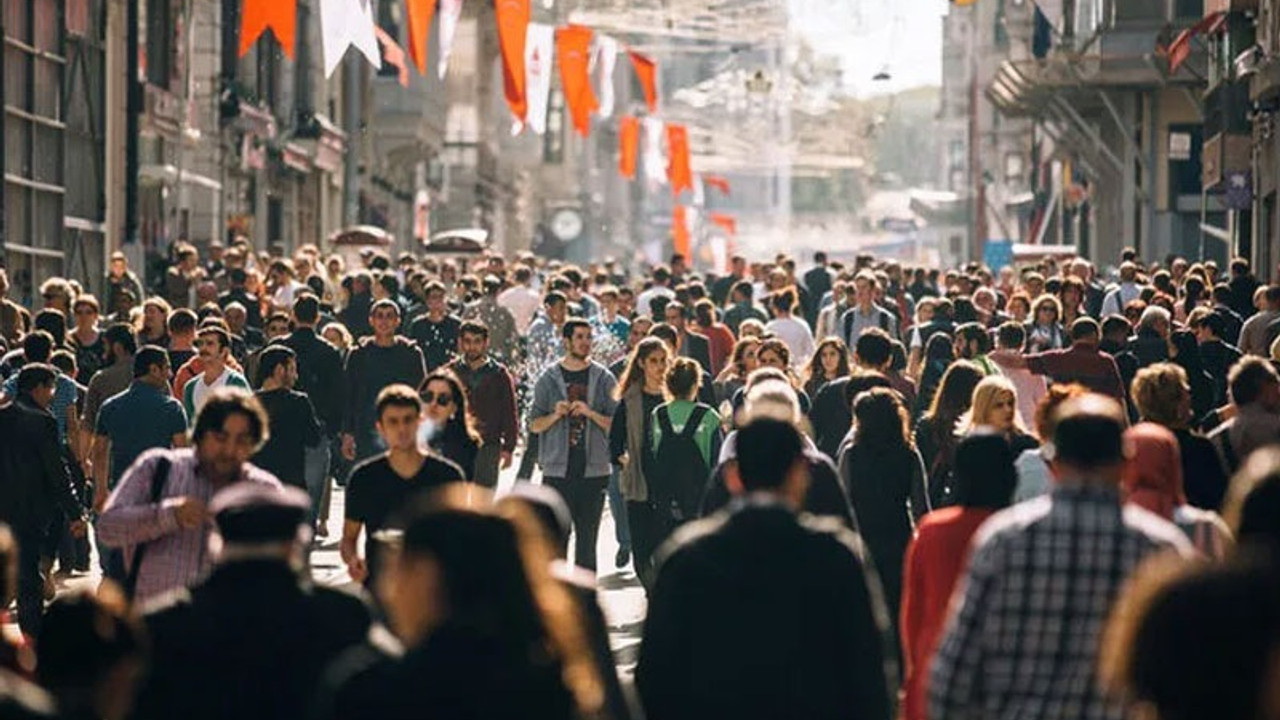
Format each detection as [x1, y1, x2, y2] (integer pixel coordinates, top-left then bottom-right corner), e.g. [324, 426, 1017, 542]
[253, 388, 322, 488]
[345, 454, 466, 578]
[409, 315, 461, 371]
[168, 348, 196, 371]
[562, 366, 590, 481]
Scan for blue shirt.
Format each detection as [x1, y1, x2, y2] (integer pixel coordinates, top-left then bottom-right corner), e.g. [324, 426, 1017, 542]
[592, 314, 630, 344]
[95, 381, 188, 487]
[4, 373, 78, 442]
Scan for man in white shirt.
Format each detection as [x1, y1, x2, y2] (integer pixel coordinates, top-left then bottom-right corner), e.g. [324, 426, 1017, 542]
[268, 260, 307, 313]
[636, 265, 676, 318]
[1101, 261, 1143, 318]
[182, 326, 250, 422]
[497, 265, 541, 333]
[764, 290, 814, 369]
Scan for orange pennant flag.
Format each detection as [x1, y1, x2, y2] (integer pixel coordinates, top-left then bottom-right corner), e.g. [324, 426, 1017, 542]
[406, 0, 436, 75]
[667, 123, 693, 196]
[703, 174, 731, 196]
[629, 51, 658, 112]
[619, 116, 640, 179]
[557, 25, 599, 137]
[673, 206, 692, 259]
[239, 0, 297, 59]
[374, 27, 410, 87]
[495, 0, 531, 120]
[709, 213, 737, 236]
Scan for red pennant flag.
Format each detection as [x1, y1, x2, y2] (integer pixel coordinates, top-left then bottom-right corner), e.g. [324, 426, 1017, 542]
[673, 206, 691, 259]
[709, 213, 736, 236]
[1168, 11, 1225, 72]
[496, 0, 531, 120]
[557, 25, 599, 137]
[629, 51, 658, 112]
[619, 115, 640, 179]
[406, 0, 437, 75]
[667, 124, 693, 196]
[703, 174, 731, 196]
[239, 0, 297, 59]
[374, 27, 410, 87]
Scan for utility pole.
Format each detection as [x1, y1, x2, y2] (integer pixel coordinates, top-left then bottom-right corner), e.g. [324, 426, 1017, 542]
[124, 0, 141, 247]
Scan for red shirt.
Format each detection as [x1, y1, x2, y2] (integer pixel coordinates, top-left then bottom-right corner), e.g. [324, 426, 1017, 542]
[1025, 343, 1126, 401]
[702, 322, 736, 377]
[899, 507, 996, 720]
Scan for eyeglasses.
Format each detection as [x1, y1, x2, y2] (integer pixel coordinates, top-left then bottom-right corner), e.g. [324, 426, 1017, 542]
[422, 392, 455, 408]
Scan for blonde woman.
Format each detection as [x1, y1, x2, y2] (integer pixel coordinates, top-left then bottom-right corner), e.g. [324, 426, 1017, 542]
[962, 375, 1040, 457]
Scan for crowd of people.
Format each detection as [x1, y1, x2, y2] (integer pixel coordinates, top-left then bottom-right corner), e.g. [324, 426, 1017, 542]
[0, 236, 1279, 719]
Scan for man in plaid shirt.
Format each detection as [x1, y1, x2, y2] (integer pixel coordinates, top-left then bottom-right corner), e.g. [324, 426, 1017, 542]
[929, 395, 1192, 720]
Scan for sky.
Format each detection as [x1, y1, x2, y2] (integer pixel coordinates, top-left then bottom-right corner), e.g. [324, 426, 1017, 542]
[789, 0, 946, 97]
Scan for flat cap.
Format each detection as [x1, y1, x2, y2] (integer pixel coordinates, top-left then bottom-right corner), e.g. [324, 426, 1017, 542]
[210, 484, 310, 544]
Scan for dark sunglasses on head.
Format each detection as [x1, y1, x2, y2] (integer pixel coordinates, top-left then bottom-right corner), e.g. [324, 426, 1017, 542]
[422, 392, 454, 408]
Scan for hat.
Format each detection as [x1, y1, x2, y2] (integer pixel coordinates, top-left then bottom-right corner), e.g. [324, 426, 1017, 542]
[210, 484, 310, 544]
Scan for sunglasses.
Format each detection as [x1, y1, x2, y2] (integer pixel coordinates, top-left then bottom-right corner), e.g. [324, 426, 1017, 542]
[422, 392, 455, 408]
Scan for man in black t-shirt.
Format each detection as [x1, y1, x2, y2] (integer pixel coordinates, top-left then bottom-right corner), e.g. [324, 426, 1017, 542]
[253, 346, 322, 516]
[408, 281, 461, 371]
[340, 385, 465, 584]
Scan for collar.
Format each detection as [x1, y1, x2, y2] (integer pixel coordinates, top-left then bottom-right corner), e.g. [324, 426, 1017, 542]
[1050, 478, 1122, 503]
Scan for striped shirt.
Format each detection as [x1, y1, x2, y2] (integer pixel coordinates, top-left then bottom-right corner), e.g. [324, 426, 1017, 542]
[96, 448, 282, 602]
[929, 483, 1192, 720]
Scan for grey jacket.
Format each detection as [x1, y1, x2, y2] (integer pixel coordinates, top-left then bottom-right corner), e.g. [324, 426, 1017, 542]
[532, 360, 618, 478]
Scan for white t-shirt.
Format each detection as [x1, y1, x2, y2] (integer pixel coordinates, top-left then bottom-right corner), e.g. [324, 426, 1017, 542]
[272, 281, 307, 311]
[191, 367, 234, 416]
[635, 286, 675, 318]
[765, 317, 815, 369]
[498, 285, 541, 333]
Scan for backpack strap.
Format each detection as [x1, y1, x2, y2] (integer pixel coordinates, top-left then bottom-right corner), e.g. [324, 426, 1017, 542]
[680, 405, 710, 440]
[656, 406, 677, 439]
[843, 310, 855, 346]
[125, 457, 172, 600]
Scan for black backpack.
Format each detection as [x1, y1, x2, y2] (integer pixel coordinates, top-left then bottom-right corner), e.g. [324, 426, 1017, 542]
[650, 405, 711, 520]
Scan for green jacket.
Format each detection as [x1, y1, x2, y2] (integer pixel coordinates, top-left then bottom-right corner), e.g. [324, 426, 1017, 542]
[651, 399, 723, 468]
[181, 369, 250, 425]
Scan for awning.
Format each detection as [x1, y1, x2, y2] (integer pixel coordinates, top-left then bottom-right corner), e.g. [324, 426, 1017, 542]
[137, 164, 223, 192]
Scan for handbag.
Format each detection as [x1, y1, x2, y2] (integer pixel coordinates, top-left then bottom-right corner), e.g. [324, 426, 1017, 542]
[123, 457, 171, 600]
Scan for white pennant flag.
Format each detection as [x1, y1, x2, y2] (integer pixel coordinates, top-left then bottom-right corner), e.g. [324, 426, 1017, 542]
[523, 23, 555, 135]
[437, 0, 464, 79]
[594, 35, 619, 120]
[320, 0, 383, 77]
[642, 117, 667, 185]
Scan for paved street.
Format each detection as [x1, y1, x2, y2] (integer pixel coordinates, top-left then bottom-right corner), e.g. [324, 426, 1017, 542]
[54, 450, 648, 680]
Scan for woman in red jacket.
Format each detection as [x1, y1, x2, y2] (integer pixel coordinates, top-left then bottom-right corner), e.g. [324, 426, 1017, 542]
[899, 430, 1018, 720]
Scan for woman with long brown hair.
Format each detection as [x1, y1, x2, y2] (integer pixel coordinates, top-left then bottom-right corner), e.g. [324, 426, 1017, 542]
[608, 337, 670, 587]
[802, 337, 853, 399]
[914, 360, 984, 508]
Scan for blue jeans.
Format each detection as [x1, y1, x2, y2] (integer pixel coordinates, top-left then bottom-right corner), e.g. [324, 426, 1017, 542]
[607, 468, 631, 551]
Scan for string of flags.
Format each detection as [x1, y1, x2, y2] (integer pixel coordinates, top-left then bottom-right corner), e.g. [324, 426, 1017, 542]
[236, 0, 735, 250]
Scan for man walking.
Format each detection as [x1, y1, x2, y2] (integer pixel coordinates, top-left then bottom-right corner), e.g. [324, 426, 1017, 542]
[929, 395, 1192, 720]
[529, 319, 617, 572]
[637, 418, 895, 720]
[0, 365, 88, 636]
[409, 281, 461, 371]
[279, 294, 345, 516]
[342, 299, 426, 463]
[447, 321, 518, 489]
[180, 327, 249, 422]
[97, 389, 282, 602]
[253, 347, 322, 502]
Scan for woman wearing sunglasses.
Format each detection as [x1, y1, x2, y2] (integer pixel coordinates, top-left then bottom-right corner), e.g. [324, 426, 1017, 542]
[421, 370, 481, 480]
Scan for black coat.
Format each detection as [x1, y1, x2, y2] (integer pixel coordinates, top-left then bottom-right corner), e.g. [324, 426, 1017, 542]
[279, 327, 346, 433]
[637, 499, 895, 720]
[700, 452, 857, 531]
[133, 560, 371, 720]
[680, 332, 714, 376]
[0, 398, 80, 532]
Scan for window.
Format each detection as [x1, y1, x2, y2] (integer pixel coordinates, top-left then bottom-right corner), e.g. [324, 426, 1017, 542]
[143, 0, 174, 88]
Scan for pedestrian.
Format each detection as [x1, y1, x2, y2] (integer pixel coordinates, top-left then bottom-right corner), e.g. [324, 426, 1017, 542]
[165, 309, 198, 375]
[529, 319, 617, 573]
[1207, 356, 1280, 476]
[341, 299, 426, 463]
[712, 336, 760, 407]
[179, 326, 249, 423]
[609, 337, 669, 579]
[1187, 308, 1240, 408]
[763, 289, 814, 370]
[961, 375, 1041, 454]
[1099, 556, 1280, 720]
[217, 268, 263, 330]
[103, 252, 145, 325]
[252, 346, 322, 497]
[96, 389, 282, 603]
[914, 360, 983, 508]
[661, 301, 713, 375]
[1, 332, 80, 442]
[447, 321, 519, 488]
[462, 276, 519, 365]
[1239, 285, 1280, 357]
[899, 431, 1017, 720]
[0, 365, 88, 637]
[68, 294, 104, 385]
[130, 484, 372, 720]
[1013, 382, 1089, 502]
[691, 299, 733, 376]
[839, 387, 929, 640]
[722, 280, 767, 336]
[340, 385, 465, 585]
[321, 492, 595, 720]
[991, 317, 1127, 405]
[636, 417, 895, 720]
[420, 370, 480, 479]
[649, 357, 722, 524]
[409, 281, 461, 371]
[802, 337, 852, 399]
[1122, 423, 1232, 558]
[840, 271, 898, 347]
[929, 394, 1193, 720]
[1130, 363, 1229, 511]
[37, 588, 145, 720]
